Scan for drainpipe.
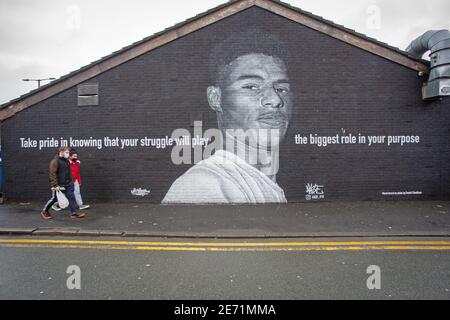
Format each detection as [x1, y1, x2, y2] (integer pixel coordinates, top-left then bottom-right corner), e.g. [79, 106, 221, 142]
[406, 30, 450, 100]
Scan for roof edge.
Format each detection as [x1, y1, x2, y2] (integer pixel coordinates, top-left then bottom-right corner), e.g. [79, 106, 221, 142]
[0, 0, 429, 122]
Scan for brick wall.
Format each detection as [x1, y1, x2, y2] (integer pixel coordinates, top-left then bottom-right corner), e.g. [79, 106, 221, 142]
[2, 7, 449, 203]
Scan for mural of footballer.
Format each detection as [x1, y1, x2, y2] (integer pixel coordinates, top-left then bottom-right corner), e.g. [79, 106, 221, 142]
[163, 29, 293, 204]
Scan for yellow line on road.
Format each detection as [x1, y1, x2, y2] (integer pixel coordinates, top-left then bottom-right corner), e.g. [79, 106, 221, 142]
[0, 239, 449, 247]
[0, 244, 449, 252]
[0, 239, 449, 252]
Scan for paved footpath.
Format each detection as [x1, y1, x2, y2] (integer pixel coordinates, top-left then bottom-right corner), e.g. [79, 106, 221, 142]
[0, 201, 448, 238]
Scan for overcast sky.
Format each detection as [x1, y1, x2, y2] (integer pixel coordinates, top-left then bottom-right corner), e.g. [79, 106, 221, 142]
[1, 0, 449, 104]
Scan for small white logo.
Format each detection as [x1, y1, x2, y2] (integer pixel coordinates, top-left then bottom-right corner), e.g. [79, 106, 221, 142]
[367, 265, 381, 290]
[131, 188, 151, 197]
[366, 4, 381, 30]
[66, 265, 81, 290]
[66, 5, 82, 30]
[305, 183, 325, 201]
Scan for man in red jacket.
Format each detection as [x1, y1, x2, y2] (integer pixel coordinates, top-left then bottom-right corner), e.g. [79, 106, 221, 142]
[42, 147, 85, 220]
[70, 149, 90, 210]
[52, 149, 90, 211]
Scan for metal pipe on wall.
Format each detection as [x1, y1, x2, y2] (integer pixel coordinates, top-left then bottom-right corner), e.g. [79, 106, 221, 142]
[406, 30, 450, 100]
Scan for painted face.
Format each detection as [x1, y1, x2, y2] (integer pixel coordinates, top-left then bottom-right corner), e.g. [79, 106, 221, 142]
[219, 53, 292, 148]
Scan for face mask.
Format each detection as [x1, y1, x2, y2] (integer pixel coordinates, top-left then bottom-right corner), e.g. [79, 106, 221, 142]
[71, 158, 78, 162]
[63, 153, 70, 159]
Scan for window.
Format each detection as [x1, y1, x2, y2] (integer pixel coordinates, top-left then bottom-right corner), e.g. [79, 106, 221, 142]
[77, 83, 99, 106]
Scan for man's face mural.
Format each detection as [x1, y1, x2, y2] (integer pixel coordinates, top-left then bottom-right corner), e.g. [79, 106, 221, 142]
[208, 53, 293, 149]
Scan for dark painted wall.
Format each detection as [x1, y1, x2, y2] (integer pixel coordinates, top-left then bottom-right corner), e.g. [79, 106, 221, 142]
[2, 7, 449, 203]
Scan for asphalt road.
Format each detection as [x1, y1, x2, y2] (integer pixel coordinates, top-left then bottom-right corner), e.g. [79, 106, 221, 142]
[0, 236, 449, 300]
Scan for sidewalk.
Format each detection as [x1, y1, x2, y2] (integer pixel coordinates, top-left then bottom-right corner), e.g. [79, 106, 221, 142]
[0, 201, 449, 238]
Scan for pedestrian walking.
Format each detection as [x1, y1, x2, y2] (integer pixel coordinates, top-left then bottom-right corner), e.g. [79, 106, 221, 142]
[40, 147, 85, 220]
[69, 149, 90, 210]
[52, 149, 90, 211]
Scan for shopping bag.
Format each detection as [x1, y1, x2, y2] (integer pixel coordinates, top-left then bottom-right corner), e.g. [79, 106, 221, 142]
[56, 189, 69, 209]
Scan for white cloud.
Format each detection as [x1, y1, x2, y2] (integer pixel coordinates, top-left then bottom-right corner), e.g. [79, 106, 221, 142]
[1, 0, 449, 104]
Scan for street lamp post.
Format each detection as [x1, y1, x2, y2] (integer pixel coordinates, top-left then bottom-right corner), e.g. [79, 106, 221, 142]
[22, 77, 56, 88]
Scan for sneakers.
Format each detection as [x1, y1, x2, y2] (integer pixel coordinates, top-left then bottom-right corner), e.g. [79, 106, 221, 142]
[41, 210, 85, 220]
[40, 211, 53, 220]
[52, 204, 62, 211]
[70, 212, 86, 219]
[53, 204, 90, 211]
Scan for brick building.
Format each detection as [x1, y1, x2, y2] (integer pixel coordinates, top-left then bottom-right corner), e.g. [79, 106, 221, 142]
[0, 0, 449, 204]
